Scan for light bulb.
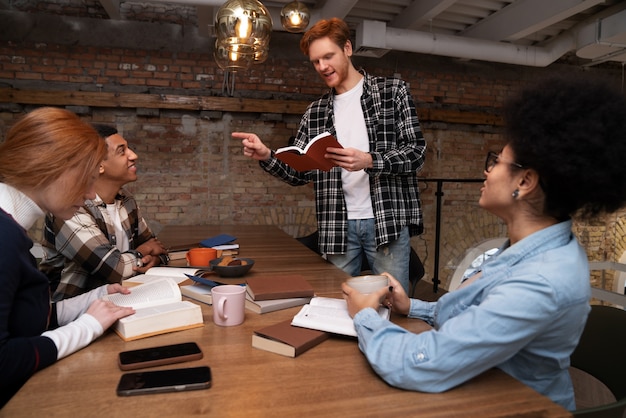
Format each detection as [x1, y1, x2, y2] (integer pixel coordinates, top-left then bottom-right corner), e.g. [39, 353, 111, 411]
[280, 1, 310, 33]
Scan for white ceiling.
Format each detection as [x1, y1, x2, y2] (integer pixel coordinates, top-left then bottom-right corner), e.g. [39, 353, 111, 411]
[4, 0, 626, 67]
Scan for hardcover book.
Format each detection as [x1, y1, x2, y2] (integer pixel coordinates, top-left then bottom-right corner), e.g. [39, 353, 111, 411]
[245, 274, 315, 301]
[180, 283, 214, 305]
[180, 284, 312, 314]
[275, 132, 343, 172]
[291, 297, 390, 337]
[167, 250, 188, 261]
[211, 243, 239, 257]
[252, 319, 329, 357]
[104, 277, 204, 341]
[199, 234, 237, 248]
[245, 293, 312, 314]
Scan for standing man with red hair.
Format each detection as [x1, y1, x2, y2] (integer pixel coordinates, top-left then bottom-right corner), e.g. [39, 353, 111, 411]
[235, 18, 426, 293]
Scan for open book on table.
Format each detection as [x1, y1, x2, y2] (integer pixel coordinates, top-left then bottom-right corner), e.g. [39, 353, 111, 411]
[291, 297, 390, 337]
[104, 277, 203, 341]
[275, 132, 343, 172]
[125, 266, 211, 285]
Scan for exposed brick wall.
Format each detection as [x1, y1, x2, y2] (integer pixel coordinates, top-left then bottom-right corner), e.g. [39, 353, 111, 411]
[1, 12, 625, 292]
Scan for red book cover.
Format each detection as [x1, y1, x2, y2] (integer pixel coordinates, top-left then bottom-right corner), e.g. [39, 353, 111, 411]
[275, 132, 342, 172]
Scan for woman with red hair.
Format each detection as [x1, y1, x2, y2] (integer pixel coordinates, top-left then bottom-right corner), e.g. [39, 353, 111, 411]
[0, 107, 135, 407]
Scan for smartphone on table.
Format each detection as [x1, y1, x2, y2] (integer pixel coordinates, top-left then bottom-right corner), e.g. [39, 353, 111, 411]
[118, 342, 203, 371]
[116, 366, 212, 396]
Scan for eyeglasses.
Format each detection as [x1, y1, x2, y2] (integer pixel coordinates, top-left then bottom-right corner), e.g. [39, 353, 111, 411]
[485, 151, 524, 173]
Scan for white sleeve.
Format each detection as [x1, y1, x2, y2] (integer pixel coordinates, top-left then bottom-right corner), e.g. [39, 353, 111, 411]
[55, 285, 109, 325]
[42, 314, 104, 360]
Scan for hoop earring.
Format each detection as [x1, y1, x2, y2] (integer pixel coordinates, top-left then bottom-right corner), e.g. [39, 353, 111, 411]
[512, 189, 519, 199]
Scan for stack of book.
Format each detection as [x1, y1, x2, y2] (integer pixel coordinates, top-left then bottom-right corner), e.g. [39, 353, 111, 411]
[212, 243, 239, 257]
[180, 274, 315, 314]
[201, 234, 240, 257]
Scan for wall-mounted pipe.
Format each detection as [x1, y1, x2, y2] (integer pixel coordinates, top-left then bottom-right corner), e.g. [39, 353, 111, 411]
[355, 8, 626, 68]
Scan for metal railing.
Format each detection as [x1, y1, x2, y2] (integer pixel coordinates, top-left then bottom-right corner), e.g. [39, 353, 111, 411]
[418, 178, 626, 305]
[589, 261, 626, 306]
[421, 178, 484, 293]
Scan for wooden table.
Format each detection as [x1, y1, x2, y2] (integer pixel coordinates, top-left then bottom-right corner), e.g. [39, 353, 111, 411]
[1, 225, 571, 417]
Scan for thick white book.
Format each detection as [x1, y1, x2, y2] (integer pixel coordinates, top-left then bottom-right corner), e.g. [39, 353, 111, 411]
[104, 277, 203, 341]
[291, 297, 390, 337]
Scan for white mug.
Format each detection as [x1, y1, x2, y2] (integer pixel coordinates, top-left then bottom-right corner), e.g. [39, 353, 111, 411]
[346, 275, 389, 294]
[212, 285, 246, 326]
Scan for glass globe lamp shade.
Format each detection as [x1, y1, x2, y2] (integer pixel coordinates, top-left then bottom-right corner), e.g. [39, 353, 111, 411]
[214, 39, 256, 71]
[215, 0, 273, 46]
[280, 1, 310, 33]
[253, 47, 268, 64]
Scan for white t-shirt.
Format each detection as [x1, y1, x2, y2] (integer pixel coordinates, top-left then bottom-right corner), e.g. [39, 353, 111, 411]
[333, 77, 374, 220]
[104, 199, 130, 252]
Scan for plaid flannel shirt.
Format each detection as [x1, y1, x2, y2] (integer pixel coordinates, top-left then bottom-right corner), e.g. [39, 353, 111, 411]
[261, 71, 426, 254]
[40, 188, 154, 300]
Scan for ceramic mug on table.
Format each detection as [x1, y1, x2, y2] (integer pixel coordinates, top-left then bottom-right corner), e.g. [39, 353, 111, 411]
[346, 275, 389, 294]
[186, 247, 217, 266]
[211, 285, 246, 326]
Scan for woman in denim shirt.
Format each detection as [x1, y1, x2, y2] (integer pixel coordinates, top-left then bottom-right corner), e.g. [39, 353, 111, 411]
[342, 75, 626, 411]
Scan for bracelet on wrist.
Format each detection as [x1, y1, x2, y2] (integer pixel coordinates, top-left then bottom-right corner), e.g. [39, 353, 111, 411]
[158, 254, 170, 265]
[128, 250, 144, 267]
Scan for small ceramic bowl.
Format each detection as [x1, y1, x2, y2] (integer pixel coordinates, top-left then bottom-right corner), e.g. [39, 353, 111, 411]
[209, 257, 255, 278]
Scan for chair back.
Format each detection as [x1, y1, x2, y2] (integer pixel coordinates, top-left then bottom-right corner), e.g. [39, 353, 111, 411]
[571, 305, 626, 417]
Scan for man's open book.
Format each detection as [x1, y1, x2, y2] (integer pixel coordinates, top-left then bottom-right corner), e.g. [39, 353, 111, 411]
[275, 132, 343, 172]
[291, 297, 390, 337]
[104, 277, 203, 341]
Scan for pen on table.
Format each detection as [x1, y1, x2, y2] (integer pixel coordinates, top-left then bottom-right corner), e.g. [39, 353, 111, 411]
[184, 274, 245, 288]
[185, 274, 222, 288]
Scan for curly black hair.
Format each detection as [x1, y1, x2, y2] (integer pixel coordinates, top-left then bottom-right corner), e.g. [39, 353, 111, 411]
[91, 123, 118, 139]
[503, 74, 626, 220]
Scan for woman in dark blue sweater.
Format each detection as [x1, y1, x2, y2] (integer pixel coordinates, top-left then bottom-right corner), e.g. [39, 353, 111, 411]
[0, 107, 135, 407]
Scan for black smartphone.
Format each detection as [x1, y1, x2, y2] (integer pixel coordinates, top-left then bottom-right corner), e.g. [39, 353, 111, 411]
[118, 342, 203, 371]
[116, 366, 212, 396]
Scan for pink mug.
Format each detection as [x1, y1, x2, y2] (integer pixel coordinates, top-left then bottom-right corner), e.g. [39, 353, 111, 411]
[212, 285, 246, 326]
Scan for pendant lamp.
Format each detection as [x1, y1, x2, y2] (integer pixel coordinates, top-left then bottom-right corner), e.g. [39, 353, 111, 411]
[214, 0, 272, 71]
[280, 1, 310, 33]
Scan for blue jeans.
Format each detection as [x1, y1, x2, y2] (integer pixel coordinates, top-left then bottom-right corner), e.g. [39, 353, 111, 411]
[327, 219, 411, 293]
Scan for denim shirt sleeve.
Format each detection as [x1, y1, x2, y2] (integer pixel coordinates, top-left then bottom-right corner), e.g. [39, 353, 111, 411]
[352, 274, 562, 393]
[408, 298, 437, 324]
